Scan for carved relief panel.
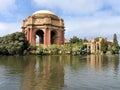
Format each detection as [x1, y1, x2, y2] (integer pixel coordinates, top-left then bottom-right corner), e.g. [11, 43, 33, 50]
[34, 18, 51, 25]
[51, 20, 59, 26]
[34, 19, 44, 24]
[44, 18, 51, 24]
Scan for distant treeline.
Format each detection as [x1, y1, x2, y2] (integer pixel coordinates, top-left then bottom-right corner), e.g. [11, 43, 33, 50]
[0, 32, 119, 56]
[0, 32, 30, 55]
[36, 35, 120, 55]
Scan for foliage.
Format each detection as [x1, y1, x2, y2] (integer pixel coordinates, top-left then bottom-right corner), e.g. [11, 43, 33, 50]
[95, 37, 100, 41]
[83, 37, 88, 42]
[69, 36, 87, 53]
[69, 36, 82, 44]
[36, 36, 88, 55]
[0, 32, 30, 55]
[36, 45, 44, 55]
[35, 43, 87, 55]
[111, 33, 119, 54]
[100, 39, 108, 53]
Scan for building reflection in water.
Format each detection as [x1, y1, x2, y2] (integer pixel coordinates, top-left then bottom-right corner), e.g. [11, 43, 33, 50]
[20, 55, 119, 90]
[87, 55, 119, 75]
[0, 55, 119, 90]
[20, 55, 65, 90]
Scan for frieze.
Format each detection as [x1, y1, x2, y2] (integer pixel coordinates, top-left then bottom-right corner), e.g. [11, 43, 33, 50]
[44, 18, 51, 24]
[51, 20, 60, 26]
[34, 19, 44, 24]
[22, 10, 65, 46]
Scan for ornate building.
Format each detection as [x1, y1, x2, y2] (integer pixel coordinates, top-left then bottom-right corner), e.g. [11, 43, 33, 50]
[84, 37, 113, 53]
[22, 10, 65, 46]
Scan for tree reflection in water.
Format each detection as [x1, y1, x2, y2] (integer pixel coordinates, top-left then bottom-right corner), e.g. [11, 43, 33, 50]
[0, 55, 119, 90]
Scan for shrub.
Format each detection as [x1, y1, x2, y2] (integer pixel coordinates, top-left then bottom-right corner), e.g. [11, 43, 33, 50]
[0, 32, 30, 55]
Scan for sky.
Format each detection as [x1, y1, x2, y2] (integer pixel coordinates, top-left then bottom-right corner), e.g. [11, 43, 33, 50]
[0, 0, 120, 42]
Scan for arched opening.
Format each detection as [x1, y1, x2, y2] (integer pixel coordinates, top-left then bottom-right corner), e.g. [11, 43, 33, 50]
[36, 30, 44, 46]
[51, 31, 57, 44]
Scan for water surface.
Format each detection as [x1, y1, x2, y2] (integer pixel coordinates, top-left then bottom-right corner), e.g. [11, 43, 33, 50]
[0, 55, 120, 90]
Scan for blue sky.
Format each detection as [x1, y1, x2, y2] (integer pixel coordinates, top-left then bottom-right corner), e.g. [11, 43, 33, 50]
[0, 0, 120, 42]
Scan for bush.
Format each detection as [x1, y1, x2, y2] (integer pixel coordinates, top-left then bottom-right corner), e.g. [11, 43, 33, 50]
[36, 45, 44, 55]
[0, 32, 30, 55]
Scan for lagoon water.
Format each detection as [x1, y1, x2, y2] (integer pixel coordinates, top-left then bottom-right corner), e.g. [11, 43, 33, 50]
[0, 55, 120, 90]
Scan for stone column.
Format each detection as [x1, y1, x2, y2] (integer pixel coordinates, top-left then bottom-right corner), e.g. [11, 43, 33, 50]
[48, 29, 51, 45]
[59, 31, 61, 45]
[30, 28, 35, 46]
[94, 43, 96, 52]
[59, 31, 62, 45]
[61, 31, 64, 44]
[30, 28, 32, 44]
[44, 29, 47, 46]
[95, 43, 98, 52]
[57, 31, 60, 45]
[91, 44, 93, 53]
[99, 43, 101, 51]
[25, 32, 27, 40]
[27, 30, 29, 40]
[28, 29, 30, 42]
[46, 29, 48, 46]
[87, 44, 89, 53]
[32, 34, 36, 46]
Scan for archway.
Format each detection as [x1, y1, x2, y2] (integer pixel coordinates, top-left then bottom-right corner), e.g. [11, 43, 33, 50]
[22, 10, 65, 46]
[36, 30, 44, 46]
[51, 31, 57, 44]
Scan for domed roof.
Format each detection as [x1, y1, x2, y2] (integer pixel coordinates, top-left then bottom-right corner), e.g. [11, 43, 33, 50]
[32, 10, 56, 15]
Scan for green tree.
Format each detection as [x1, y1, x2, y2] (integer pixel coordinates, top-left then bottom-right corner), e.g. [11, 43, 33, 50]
[0, 32, 30, 55]
[100, 39, 108, 54]
[69, 36, 88, 54]
[69, 36, 81, 44]
[83, 37, 88, 42]
[95, 37, 100, 41]
[111, 33, 119, 54]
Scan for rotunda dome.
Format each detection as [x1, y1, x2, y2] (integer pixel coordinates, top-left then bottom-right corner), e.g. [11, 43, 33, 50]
[32, 10, 56, 15]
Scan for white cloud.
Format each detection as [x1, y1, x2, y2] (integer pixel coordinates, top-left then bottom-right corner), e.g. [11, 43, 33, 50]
[32, 0, 120, 42]
[65, 15, 120, 40]
[0, 0, 16, 15]
[0, 0, 120, 42]
[32, 0, 120, 15]
[0, 22, 21, 37]
[32, 0, 102, 15]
